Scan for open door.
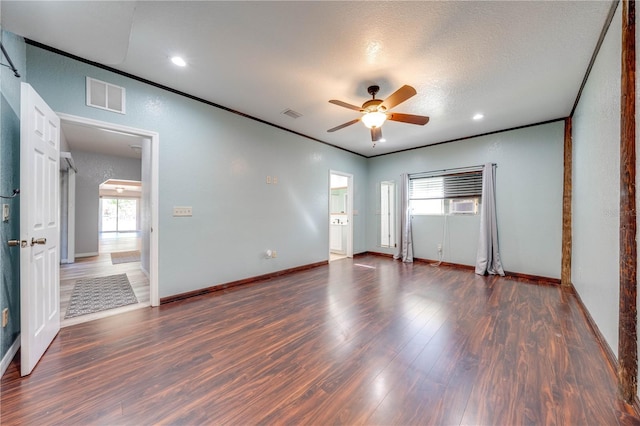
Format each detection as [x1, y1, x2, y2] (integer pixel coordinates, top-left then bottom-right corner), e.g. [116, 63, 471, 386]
[20, 83, 60, 376]
[329, 170, 354, 260]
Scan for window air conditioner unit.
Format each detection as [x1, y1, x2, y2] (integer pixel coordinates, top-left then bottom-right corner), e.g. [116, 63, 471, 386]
[449, 199, 477, 214]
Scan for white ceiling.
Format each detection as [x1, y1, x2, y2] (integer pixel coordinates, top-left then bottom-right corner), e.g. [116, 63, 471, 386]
[2, 1, 615, 157]
[61, 121, 145, 159]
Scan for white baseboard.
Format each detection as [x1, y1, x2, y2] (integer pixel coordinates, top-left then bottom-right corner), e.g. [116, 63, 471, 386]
[140, 265, 150, 279]
[1, 334, 20, 377]
[75, 252, 98, 258]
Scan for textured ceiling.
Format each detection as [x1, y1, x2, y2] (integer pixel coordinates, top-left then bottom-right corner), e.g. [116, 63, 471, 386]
[2, 1, 614, 157]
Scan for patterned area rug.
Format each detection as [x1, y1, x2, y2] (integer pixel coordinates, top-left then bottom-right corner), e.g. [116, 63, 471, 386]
[111, 250, 141, 265]
[65, 273, 138, 319]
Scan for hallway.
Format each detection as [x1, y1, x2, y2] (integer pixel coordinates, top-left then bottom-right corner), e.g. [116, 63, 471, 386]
[60, 232, 150, 327]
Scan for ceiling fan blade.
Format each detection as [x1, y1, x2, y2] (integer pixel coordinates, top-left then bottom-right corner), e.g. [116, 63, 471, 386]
[327, 118, 361, 132]
[387, 113, 430, 125]
[371, 127, 383, 142]
[380, 85, 417, 111]
[329, 100, 363, 112]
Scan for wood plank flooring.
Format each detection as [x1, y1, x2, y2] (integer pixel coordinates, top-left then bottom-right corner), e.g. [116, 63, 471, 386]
[60, 232, 150, 327]
[2, 255, 639, 425]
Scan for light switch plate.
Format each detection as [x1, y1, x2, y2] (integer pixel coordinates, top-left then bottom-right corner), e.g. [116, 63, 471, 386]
[2, 204, 9, 222]
[173, 206, 193, 217]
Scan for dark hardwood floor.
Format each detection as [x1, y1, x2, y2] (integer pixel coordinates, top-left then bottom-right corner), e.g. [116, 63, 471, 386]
[2, 255, 639, 425]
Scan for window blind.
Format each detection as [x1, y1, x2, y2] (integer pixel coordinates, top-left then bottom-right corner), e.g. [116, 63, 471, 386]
[409, 169, 483, 200]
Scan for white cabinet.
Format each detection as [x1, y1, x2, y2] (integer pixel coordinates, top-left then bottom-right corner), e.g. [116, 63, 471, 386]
[330, 224, 344, 253]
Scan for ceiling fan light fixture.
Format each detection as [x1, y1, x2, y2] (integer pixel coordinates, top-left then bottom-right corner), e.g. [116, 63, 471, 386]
[362, 111, 387, 129]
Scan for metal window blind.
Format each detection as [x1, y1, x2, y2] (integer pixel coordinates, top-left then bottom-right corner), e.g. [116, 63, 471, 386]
[410, 168, 483, 200]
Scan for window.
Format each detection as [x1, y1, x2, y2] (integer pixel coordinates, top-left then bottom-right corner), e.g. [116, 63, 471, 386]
[409, 169, 482, 215]
[380, 181, 396, 247]
[101, 198, 138, 232]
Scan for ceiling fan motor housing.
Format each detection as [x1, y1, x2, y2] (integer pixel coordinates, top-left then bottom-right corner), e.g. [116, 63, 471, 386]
[362, 98, 385, 113]
[367, 85, 380, 97]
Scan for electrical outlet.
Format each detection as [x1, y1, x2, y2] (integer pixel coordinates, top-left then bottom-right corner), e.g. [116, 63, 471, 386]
[272, 250, 277, 258]
[266, 176, 272, 184]
[173, 206, 193, 217]
[273, 176, 278, 184]
[2, 204, 9, 222]
[437, 244, 442, 253]
[2, 308, 8, 328]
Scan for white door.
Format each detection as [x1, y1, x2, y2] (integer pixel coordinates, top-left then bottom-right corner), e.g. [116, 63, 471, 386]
[20, 83, 60, 376]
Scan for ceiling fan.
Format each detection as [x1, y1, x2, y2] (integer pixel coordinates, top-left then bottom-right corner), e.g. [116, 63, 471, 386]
[327, 84, 429, 145]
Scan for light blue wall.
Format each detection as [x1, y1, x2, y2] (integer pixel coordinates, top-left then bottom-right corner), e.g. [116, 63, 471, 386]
[0, 30, 25, 362]
[572, 6, 621, 357]
[25, 43, 368, 298]
[367, 121, 564, 279]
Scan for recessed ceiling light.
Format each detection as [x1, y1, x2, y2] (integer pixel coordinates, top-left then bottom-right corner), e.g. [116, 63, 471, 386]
[171, 56, 187, 67]
[473, 113, 484, 120]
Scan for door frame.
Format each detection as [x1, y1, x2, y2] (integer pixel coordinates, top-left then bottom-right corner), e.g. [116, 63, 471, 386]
[329, 170, 354, 258]
[57, 113, 160, 307]
[67, 168, 76, 263]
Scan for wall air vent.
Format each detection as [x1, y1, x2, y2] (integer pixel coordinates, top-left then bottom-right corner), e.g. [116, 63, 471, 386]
[86, 77, 126, 114]
[282, 108, 302, 119]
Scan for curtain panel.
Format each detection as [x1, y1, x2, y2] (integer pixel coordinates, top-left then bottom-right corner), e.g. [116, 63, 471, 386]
[394, 173, 413, 263]
[475, 163, 505, 276]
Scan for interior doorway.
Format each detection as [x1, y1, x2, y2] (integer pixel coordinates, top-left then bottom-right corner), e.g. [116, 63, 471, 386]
[57, 114, 159, 317]
[329, 170, 353, 261]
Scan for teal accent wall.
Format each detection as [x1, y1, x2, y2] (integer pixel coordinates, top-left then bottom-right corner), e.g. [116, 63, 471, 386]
[0, 31, 26, 363]
[25, 43, 368, 298]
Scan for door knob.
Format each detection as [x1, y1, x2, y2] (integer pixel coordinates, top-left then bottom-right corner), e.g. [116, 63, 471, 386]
[8, 240, 20, 247]
[31, 237, 46, 246]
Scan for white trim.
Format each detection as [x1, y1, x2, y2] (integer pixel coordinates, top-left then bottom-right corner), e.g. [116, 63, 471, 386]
[67, 168, 76, 263]
[56, 113, 160, 307]
[75, 252, 99, 258]
[1, 334, 20, 377]
[140, 265, 150, 279]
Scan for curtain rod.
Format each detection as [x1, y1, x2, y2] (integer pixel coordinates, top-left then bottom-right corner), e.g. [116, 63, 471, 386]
[0, 43, 21, 78]
[409, 163, 496, 178]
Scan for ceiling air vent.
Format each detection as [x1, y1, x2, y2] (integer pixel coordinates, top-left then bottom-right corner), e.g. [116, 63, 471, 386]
[86, 77, 126, 114]
[282, 108, 302, 119]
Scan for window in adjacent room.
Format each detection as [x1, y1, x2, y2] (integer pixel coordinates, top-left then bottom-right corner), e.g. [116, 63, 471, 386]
[101, 198, 138, 232]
